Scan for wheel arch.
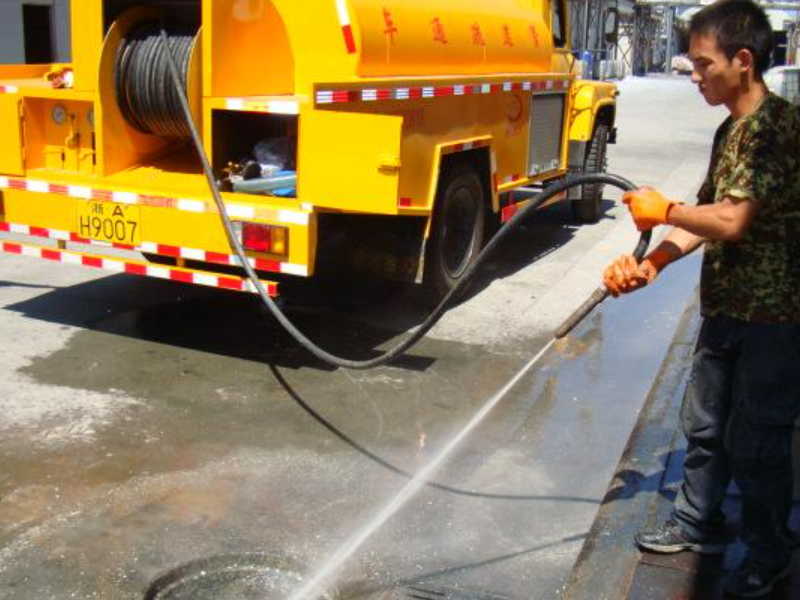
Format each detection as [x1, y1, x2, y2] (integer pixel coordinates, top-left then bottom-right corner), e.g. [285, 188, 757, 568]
[426, 144, 497, 238]
[422, 149, 494, 298]
[569, 82, 617, 143]
[595, 102, 616, 131]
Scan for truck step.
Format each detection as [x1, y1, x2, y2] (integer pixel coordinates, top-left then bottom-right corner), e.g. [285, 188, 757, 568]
[0, 239, 278, 296]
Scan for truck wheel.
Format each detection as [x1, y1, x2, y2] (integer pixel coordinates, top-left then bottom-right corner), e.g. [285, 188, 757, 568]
[572, 123, 609, 224]
[424, 165, 487, 300]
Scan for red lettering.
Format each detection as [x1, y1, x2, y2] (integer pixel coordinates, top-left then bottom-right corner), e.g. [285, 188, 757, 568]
[502, 24, 514, 47]
[529, 24, 540, 47]
[471, 23, 486, 47]
[383, 8, 398, 43]
[431, 17, 448, 44]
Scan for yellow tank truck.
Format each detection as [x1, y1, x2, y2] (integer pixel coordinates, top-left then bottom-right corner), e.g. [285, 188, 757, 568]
[0, 0, 618, 300]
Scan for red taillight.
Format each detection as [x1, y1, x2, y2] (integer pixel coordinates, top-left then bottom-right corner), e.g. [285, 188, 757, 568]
[238, 222, 288, 256]
[242, 223, 271, 252]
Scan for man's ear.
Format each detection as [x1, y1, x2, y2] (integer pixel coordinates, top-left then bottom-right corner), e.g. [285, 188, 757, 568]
[733, 47, 755, 76]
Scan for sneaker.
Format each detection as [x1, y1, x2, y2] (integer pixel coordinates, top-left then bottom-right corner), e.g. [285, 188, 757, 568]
[634, 518, 726, 554]
[724, 558, 792, 598]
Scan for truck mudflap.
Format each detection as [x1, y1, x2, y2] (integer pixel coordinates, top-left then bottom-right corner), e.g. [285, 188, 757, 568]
[0, 235, 279, 296]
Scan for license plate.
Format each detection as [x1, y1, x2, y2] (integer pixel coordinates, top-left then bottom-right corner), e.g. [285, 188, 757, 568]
[76, 201, 141, 246]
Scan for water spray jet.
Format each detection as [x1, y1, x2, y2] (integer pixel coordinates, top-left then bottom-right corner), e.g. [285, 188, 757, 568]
[153, 28, 653, 600]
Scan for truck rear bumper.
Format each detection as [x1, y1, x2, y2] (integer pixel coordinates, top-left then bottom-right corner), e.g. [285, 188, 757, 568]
[0, 235, 278, 296]
[0, 174, 314, 291]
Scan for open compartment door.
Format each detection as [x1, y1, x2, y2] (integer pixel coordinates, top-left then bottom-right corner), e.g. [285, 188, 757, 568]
[299, 110, 402, 214]
[0, 95, 24, 175]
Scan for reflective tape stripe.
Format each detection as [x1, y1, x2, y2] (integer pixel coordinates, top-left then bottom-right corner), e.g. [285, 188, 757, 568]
[225, 204, 256, 219]
[102, 259, 126, 272]
[280, 263, 309, 276]
[2, 178, 310, 224]
[176, 199, 205, 213]
[68, 185, 92, 199]
[27, 180, 49, 193]
[277, 210, 309, 226]
[112, 191, 138, 204]
[336, 0, 356, 53]
[440, 139, 491, 156]
[1, 221, 306, 277]
[181, 247, 205, 261]
[314, 79, 572, 106]
[266, 100, 300, 114]
[61, 252, 82, 265]
[224, 98, 300, 114]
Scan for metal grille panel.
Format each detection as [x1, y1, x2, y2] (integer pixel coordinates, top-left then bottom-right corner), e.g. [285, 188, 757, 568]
[528, 94, 566, 176]
[765, 67, 800, 106]
[784, 70, 799, 105]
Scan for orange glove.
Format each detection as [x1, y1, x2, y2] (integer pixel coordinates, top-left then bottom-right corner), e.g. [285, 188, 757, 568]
[603, 249, 672, 297]
[622, 187, 677, 231]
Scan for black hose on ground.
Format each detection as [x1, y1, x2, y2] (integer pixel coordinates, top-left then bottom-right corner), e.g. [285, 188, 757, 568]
[157, 29, 651, 370]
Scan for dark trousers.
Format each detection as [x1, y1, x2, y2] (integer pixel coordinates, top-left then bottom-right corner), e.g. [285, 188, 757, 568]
[673, 315, 800, 567]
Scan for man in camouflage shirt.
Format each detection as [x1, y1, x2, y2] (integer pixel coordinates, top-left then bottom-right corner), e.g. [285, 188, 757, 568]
[602, 0, 800, 596]
[697, 95, 800, 324]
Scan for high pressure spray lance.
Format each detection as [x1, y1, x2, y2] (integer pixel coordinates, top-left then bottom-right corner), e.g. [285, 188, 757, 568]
[158, 30, 651, 370]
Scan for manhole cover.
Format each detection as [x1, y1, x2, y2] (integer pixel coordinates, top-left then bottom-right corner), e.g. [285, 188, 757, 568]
[144, 553, 339, 600]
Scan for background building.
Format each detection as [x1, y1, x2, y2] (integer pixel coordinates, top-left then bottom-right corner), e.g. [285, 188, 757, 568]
[0, 1, 795, 74]
[566, 0, 634, 78]
[0, 0, 70, 63]
[566, 0, 800, 78]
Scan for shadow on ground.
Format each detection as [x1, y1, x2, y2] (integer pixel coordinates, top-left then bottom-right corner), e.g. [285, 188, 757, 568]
[1, 199, 605, 371]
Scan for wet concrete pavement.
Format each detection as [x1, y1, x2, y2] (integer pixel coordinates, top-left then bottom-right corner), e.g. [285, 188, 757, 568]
[0, 76, 719, 599]
[563, 296, 800, 600]
[0, 257, 695, 600]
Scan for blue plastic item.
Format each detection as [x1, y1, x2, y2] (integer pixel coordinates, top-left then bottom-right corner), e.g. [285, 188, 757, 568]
[232, 170, 297, 198]
[580, 50, 594, 79]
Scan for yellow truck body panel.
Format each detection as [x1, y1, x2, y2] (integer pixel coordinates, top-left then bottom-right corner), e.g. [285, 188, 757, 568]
[570, 79, 618, 142]
[0, 0, 617, 293]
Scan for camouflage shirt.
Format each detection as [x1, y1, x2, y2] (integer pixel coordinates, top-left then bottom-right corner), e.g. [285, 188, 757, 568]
[697, 93, 800, 324]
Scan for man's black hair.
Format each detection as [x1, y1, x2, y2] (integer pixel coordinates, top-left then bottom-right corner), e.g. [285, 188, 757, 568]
[689, 0, 774, 80]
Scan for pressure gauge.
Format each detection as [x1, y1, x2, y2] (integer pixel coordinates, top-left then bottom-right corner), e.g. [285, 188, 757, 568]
[51, 104, 67, 125]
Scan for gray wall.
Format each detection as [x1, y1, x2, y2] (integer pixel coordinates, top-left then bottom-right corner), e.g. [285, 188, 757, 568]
[0, 0, 70, 63]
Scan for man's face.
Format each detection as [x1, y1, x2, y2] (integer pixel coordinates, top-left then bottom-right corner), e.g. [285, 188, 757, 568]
[689, 32, 743, 106]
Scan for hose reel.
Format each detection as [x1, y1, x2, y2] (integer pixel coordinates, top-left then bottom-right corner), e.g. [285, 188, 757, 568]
[114, 22, 199, 138]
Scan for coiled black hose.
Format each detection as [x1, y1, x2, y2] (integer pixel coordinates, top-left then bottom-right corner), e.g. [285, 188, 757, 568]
[115, 24, 196, 138]
[156, 29, 650, 370]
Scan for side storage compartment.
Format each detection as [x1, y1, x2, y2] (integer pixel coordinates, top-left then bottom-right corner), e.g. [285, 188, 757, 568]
[211, 110, 297, 199]
[299, 110, 402, 214]
[22, 98, 96, 175]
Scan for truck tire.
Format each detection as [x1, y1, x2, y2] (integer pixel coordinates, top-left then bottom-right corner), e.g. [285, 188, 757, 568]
[424, 164, 487, 300]
[572, 123, 609, 224]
